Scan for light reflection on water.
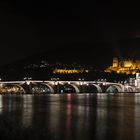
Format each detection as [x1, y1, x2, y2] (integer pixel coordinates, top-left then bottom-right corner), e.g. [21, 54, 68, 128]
[22, 95, 33, 127]
[0, 93, 140, 140]
[0, 95, 3, 114]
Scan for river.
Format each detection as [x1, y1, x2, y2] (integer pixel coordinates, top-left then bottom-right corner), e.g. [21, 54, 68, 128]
[0, 93, 140, 140]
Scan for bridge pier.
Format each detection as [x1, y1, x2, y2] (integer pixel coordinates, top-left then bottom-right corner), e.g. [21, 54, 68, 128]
[54, 83, 59, 93]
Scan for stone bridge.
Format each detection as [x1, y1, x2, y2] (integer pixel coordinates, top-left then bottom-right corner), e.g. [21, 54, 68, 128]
[0, 80, 138, 94]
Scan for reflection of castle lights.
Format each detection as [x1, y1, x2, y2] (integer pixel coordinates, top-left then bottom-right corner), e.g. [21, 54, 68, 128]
[0, 86, 22, 94]
[0, 95, 2, 114]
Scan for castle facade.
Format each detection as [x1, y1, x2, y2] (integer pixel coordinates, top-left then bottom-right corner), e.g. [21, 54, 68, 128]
[105, 57, 140, 75]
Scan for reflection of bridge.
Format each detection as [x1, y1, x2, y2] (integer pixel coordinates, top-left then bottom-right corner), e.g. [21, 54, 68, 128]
[0, 80, 139, 94]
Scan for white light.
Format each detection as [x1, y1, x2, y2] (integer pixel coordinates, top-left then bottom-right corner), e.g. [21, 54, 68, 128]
[103, 82, 106, 85]
[55, 82, 58, 85]
[23, 77, 27, 80]
[26, 81, 30, 85]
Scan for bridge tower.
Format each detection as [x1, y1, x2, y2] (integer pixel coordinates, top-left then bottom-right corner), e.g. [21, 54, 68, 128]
[135, 70, 140, 87]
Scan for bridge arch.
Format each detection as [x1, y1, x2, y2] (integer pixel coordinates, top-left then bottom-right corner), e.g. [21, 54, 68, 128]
[41, 83, 55, 93]
[1, 84, 26, 93]
[91, 84, 102, 93]
[30, 82, 54, 94]
[106, 84, 122, 93]
[69, 83, 80, 93]
[85, 83, 102, 93]
[125, 86, 135, 92]
[59, 83, 80, 93]
[14, 84, 26, 93]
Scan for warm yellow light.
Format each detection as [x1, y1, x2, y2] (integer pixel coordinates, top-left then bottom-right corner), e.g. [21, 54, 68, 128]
[105, 58, 140, 75]
[53, 69, 86, 74]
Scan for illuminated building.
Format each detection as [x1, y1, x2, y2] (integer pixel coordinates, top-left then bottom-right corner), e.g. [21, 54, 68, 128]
[53, 69, 89, 74]
[105, 57, 140, 75]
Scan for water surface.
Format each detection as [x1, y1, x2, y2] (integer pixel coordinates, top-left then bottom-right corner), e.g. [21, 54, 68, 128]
[0, 93, 140, 140]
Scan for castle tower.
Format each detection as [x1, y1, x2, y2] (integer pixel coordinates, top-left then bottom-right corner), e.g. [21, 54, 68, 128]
[112, 57, 119, 68]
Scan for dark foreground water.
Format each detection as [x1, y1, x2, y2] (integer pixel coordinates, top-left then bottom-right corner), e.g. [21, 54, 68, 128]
[0, 93, 140, 140]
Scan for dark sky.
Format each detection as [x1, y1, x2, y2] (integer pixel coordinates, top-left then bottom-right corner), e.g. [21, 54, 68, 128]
[1, 1, 140, 65]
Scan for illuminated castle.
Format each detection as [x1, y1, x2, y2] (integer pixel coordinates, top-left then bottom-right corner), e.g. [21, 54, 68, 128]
[105, 57, 140, 75]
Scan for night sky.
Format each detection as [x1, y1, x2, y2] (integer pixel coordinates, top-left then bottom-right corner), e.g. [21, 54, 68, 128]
[1, 1, 140, 66]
